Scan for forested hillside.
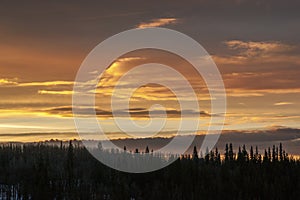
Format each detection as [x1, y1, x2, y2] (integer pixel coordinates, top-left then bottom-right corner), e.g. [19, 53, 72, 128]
[0, 141, 299, 199]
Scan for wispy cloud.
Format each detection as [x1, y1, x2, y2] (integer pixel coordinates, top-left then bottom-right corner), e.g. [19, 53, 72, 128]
[137, 18, 178, 28]
[38, 90, 74, 95]
[226, 88, 300, 97]
[19, 81, 73, 87]
[0, 124, 50, 129]
[116, 57, 145, 62]
[213, 40, 298, 66]
[0, 79, 73, 87]
[0, 78, 18, 86]
[44, 106, 211, 119]
[274, 102, 294, 106]
[224, 40, 294, 58]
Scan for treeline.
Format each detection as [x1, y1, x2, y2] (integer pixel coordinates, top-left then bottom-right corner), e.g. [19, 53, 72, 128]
[0, 141, 299, 199]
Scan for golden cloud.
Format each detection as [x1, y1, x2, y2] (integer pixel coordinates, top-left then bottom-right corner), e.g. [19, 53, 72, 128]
[0, 79, 74, 87]
[0, 78, 18, 86]
[19, 81, 73, 87]
[226, 88, 300, 97]
[274, 102, 294, 106]
[137, 18, 178, 29]
[38, 90, 74, 95]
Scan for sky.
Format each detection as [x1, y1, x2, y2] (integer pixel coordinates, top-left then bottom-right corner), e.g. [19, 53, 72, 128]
[0, 0, 300, 142]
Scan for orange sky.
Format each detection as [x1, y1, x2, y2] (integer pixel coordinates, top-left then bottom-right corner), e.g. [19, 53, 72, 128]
[0, 0, 299, 142]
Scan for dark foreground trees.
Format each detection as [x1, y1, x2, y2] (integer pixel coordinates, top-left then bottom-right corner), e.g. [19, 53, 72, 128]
[0, 142, 299, 199]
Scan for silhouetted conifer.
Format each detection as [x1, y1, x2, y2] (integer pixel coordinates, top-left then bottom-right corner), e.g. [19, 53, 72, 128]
[192, 146, 198, 160]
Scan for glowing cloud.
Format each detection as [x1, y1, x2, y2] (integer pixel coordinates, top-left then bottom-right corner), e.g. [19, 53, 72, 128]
[0, 79, 74, 87]
[0, 78, 18, 86]
[38, 90, 74, 95]
[274, 102, 294, 106]
[137, 18, 178, 28]
[19, 81, 73, 87]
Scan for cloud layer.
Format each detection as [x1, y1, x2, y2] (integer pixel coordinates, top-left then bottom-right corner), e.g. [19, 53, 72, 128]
[0, 0, 299, 142]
